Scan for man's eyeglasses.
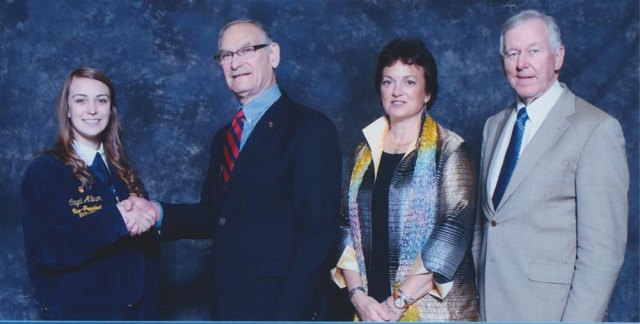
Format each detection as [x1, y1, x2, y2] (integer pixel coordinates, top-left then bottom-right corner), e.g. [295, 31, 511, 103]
[214, 44, 270, 65]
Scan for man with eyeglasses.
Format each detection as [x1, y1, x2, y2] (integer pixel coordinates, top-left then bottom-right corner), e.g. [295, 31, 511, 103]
[123, 19, 341, 320]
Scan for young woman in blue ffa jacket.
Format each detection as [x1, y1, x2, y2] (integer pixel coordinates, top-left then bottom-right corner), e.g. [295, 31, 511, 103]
[20, 67, 159, 320]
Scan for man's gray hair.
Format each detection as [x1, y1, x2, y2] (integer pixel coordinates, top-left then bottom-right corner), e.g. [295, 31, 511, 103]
[499, 9, 563, 56]
[218, 19, 274, 49]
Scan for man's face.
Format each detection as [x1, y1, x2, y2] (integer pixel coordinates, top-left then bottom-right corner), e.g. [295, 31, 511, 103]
[218, 23, 280, 105]
[503, 18, 564, 105]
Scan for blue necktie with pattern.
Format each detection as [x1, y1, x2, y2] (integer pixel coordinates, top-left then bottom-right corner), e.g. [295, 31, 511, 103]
[492, 107, 528, 208]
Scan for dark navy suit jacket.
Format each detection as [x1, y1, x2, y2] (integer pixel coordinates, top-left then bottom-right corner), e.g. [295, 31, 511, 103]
[21, 154, 159, 320]
[161, 94, 341, 321]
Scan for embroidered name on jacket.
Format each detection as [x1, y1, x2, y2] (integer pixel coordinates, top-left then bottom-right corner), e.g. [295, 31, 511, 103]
[68, 195, 103, 217]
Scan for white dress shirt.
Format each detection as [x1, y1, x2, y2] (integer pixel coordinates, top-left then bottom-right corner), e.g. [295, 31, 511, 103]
[487, 81, 564, 199]
[72, 140, 109, 171]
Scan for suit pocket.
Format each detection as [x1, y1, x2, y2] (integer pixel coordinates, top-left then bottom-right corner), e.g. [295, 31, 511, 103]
[527, 261, 574, 284]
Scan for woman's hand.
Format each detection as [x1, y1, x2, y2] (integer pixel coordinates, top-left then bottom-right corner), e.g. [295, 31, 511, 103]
[352, 293, 391, 322]
[384, 296, 405, 322]
[117, 198, 157, 236]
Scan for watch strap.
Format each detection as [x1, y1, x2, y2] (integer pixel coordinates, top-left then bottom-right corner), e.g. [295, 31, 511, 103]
[398, 288, 417, 305]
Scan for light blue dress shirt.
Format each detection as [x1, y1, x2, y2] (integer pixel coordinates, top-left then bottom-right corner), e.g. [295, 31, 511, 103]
[238, 84, 282, 149]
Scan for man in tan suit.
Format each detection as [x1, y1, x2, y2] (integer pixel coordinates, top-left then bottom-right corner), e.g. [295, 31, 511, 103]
[475, 9, 629, 321]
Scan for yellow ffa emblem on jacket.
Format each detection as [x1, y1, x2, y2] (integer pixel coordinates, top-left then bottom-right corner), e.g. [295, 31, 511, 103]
[68, 195, 103, 217]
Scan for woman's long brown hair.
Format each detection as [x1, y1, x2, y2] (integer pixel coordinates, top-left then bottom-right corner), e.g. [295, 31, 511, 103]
[48, 67, 146, 197]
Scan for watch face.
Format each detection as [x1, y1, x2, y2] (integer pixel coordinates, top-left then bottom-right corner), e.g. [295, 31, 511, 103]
[393, 296, 406, 308]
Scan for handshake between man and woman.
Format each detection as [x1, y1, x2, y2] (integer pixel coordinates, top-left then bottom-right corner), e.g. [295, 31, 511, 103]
[116, 196, 161, 236]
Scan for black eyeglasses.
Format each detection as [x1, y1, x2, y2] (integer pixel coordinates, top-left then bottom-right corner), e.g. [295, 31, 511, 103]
[214, 44, 270, 65]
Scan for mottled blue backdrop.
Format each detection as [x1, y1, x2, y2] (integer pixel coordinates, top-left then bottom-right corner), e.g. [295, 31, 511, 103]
[1, 0, 637, 321]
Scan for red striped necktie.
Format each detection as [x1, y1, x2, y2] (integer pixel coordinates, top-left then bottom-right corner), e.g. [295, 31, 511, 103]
[221, 108, 246, 189]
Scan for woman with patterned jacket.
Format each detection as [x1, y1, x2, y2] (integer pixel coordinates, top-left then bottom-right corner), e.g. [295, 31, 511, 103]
[21, 67, 159, 320]
[331, 38, 479, 322]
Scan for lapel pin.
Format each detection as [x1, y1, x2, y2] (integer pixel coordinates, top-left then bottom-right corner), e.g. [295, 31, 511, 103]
[268, 121, 274, 128]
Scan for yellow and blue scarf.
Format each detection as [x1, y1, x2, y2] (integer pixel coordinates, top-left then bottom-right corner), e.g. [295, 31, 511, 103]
[347, 114, 438, 294]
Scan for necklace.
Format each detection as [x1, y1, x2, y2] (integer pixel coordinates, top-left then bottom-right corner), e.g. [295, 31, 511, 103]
[387, 139, 414, 154]
[393, 143, 412, 154]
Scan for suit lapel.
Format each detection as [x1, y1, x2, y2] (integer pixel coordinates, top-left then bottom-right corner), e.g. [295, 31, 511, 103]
[482, 109, 511, 213]
[497, 88, 575, 209]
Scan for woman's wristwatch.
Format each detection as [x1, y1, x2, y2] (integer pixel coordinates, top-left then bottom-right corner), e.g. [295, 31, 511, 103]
[392, 288, 416, 310]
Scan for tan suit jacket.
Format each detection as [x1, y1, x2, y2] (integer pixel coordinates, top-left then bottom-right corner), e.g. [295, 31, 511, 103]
[475, 85, 629, 321]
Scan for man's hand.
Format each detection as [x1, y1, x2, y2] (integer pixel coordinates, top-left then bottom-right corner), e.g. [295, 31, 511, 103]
[121, 196, 160, 219]
[117, 196, 160, 236]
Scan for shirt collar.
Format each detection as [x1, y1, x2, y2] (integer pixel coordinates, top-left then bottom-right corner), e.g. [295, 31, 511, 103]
[362, 115, 418, 177]
[72, 140, 105, 167]
[516, 80, 563, 123]
[240, 84, 281, 122]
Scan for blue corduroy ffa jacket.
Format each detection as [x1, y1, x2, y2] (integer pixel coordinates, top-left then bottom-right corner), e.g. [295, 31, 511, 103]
[20, 154, 158, 320]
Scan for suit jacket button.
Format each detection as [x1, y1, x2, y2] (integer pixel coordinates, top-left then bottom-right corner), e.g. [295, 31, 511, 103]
[490, 220, 497, 227]
[219, 218, 227, 225]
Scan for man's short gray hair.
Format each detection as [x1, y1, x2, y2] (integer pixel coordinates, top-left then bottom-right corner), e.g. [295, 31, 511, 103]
[499, 9, 563, 56]
[218, 19, 274, 49]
